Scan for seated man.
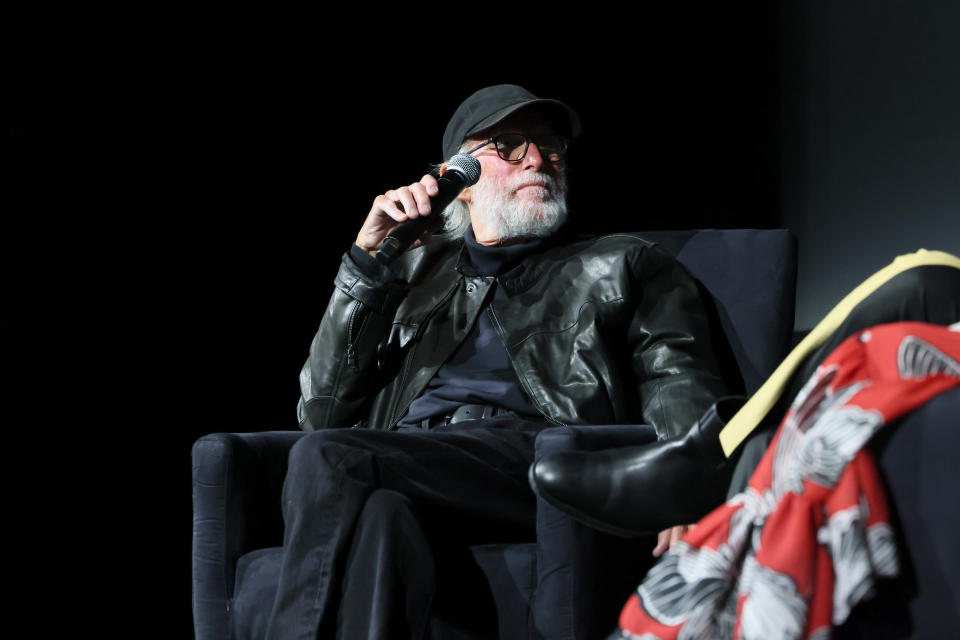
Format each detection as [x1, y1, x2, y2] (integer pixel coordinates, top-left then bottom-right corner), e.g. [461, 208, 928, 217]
[265, 84, 730, 639]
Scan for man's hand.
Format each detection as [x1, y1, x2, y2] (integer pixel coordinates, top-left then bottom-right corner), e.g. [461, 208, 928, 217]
[356, 174, 440, 256]
[652, 524, 695, 558]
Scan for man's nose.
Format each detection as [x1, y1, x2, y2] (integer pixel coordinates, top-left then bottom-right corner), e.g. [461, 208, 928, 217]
[522, 140, 545, 171]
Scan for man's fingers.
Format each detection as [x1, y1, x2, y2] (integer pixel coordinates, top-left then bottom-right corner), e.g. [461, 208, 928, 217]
[669, 526, 684, 549]
[419, 173, 439, 196]
[390, 188, 421, 220]
[652, 529, 671, 557]
[377, 178, 439, 223]
[375, 193, 409, 222]
[653, 525, 695, 558]
[407, 182, 432, 217]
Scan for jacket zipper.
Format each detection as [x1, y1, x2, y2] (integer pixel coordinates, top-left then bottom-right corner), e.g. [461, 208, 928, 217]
[346, 301, 368, 368]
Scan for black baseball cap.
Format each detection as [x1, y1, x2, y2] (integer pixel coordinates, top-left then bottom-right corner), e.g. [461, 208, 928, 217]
[442, 84, 581, 160]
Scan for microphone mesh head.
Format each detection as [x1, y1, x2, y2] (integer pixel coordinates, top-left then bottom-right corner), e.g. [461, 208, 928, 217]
[446, 153, 482, 186]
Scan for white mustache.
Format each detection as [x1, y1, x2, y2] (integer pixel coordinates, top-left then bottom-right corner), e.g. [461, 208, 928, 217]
[510, 174, 560, 195]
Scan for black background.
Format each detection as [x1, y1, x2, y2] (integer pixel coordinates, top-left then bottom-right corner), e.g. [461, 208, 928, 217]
[7, 5, 782, 634]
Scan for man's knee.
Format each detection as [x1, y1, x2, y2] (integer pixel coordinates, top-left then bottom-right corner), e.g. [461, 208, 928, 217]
[904, 265, 960, 322]
[889, 264, 960, 296]
[285, 430, 378, 487]
[848, 264, 960, 329]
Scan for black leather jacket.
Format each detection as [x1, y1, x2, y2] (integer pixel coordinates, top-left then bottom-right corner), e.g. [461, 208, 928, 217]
[297, 232, 728, 439]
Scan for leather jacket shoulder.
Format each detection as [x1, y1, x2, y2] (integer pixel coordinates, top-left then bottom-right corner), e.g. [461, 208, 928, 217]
[298, 232, 728, 438]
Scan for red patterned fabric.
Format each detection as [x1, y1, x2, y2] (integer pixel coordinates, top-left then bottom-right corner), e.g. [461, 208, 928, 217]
[617, 322, 960, 640]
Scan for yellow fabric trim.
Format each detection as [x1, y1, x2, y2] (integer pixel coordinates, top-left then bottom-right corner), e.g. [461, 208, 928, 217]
[719, 249, 960, 457]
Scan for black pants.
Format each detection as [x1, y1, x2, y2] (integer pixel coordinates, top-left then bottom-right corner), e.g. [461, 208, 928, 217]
[264, 416, 547, 640]
[728, 264, 960, 496]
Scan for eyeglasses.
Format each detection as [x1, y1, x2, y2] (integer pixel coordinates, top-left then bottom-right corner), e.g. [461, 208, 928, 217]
[465, 133, 568, 163]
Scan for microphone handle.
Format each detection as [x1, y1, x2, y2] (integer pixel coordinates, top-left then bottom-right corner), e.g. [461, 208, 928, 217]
[375, 170, 469, 265]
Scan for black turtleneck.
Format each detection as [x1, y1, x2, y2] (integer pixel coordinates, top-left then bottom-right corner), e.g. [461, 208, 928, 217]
[460, 226, 544, 276]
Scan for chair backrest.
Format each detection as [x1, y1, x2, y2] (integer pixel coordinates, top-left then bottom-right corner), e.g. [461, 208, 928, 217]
[639, 229, 797, 395]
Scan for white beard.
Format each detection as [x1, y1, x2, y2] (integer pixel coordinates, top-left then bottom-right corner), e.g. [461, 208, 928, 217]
[469, 170, 569, 241]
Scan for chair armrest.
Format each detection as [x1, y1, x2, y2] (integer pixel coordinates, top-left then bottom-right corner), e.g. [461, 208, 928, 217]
[535, 424, 658, 454]
[531, 425, 658, 640]
[192, 431, 305, 640]
[844, 388, 960, 638]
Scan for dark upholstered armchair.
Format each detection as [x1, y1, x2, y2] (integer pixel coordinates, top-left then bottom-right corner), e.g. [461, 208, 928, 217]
[193, 229, 799, 639]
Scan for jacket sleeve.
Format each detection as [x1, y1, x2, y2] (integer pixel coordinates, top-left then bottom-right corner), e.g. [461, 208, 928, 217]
[629, 245, 730, 439]
[296, 248, 408, 431]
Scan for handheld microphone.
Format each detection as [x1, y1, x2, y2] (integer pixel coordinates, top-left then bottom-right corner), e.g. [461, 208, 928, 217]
[375, 153, 481, 265]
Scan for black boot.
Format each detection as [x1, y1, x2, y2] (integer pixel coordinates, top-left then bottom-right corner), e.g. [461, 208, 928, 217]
[528, 397, 746, 537]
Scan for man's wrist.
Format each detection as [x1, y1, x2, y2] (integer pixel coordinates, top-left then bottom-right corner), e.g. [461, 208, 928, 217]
[354, 237, 378, 257]
[349, 243, 381, 278]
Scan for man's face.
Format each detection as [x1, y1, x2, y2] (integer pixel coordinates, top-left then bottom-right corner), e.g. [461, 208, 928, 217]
[461, 109, 569, 243]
